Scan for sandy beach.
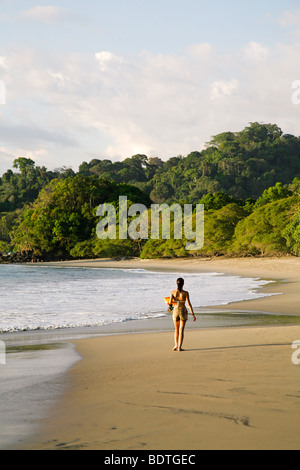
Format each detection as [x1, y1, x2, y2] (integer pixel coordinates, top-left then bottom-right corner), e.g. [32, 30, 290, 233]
[16, 256, 300, 450]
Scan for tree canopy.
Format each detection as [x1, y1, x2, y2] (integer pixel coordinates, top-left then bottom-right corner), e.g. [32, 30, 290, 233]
[1, 122, 300, 260]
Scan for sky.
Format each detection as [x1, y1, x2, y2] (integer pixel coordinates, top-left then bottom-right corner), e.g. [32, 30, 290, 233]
[0, 0, 300, 175]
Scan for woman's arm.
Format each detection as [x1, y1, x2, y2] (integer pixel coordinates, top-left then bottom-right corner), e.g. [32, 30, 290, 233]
[187, 292, 196, 322]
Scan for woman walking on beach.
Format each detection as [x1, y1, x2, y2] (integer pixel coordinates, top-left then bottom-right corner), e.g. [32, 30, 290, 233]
[170, 278, 196, 352]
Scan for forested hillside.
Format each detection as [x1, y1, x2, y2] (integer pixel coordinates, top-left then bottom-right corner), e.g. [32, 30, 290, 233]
[1, 122, 300, 261]
[78, 122, 300, 203]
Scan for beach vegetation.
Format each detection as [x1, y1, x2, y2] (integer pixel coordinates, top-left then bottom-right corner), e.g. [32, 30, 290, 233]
[12, 175, 151, 260]
[283, 208, 300, 255]
[1, 122, 300, 260]
[231, 196, 300, 256]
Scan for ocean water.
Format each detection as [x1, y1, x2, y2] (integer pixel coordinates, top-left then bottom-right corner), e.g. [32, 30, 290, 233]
[0, 264, 274, 333]
[0, 263, 283, 449]
[0, 343, 81, 450]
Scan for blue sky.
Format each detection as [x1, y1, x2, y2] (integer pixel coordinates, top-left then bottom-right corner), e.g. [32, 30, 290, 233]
[0, 0, 297, 54]
[0, 1, 300, 174]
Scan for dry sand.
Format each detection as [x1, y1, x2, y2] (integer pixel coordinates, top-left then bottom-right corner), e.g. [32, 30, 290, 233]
[21, 257, 300, 450]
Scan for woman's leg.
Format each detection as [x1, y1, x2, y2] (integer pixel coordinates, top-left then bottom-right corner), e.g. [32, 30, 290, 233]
[173, 319, 180, 351]
[178, 320, 187, 351]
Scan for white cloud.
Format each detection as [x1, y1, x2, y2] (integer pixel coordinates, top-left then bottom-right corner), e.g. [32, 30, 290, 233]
[21, 5, 74, 23]
[241, 42, 270, 61]
[187, 42, 216, 58]
[0, 56, 8, 70]
[1, 40, 300, 176]
[47, 70, 71, 87]
[210, 79, 239, 100]
[95, 51, 123, 71]
[278, 9, 300, 28]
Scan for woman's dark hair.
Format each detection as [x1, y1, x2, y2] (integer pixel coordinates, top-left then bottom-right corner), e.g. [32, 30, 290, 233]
[177, 278, 184, 293]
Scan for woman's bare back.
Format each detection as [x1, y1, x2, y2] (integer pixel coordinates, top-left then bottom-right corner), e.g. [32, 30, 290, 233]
[171, 289, 187, 303]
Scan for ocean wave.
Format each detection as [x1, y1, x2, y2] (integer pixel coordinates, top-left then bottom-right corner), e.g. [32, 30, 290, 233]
[0, 265, 275, 333]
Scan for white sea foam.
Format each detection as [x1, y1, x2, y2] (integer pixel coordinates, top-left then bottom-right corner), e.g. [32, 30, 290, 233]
[0, 265, 273, 333]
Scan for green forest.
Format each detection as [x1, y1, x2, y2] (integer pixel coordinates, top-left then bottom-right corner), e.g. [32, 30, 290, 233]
[1, 122, 300, 261]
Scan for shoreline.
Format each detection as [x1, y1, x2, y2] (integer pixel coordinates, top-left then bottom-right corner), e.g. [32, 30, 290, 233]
[19, 324, 300, 450]
[5, 256, 300, 450]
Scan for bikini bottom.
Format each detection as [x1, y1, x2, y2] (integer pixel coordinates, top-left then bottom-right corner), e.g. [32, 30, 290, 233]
[173, 305, 188, 322]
